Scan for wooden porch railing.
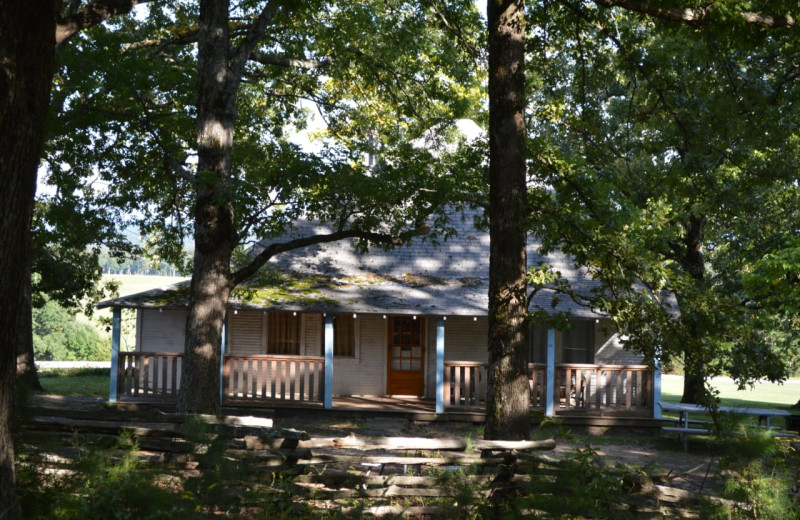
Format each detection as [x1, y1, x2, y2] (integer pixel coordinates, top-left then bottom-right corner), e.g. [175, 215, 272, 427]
[557, 364, 653, 413]
[117, 352, 325, 404]
[443, 361, 653, 414]
[223, 355, 324, 404]
[529, 363, 546, 409]
[443, 362, 486, 407]
[118, 352, 182, 400]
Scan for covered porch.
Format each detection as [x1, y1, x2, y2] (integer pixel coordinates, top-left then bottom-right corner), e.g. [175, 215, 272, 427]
[108, 310, 660, 418]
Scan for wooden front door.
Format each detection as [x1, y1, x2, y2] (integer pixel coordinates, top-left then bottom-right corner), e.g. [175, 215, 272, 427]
[387, 316, 425, 396]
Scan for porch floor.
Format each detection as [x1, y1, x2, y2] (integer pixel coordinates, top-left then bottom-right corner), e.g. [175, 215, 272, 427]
[222, 396, 659, 434]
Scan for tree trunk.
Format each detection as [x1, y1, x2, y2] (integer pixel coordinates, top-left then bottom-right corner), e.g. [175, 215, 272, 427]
[0, 1, 57, 517]
[681, 351, 706, 404]
[17, 248, 44, 392]
[176, 0, 237, 415]
[484, 0, 530, 441]
[677, 214, 708, 404]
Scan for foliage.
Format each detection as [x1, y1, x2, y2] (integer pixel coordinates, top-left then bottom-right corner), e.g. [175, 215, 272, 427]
[512, 448, 642, 519]
[710, 429, 799, 520]
[524, 2, 800, 400]
[32, 181, 127, 317]
[18, 433, 199, 520]
[32, 300, 108, 361]
[45, 1, 486, 270]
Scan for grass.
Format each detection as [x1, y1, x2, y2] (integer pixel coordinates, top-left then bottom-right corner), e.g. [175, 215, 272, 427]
[38, 368, 109, 398]
[661, 375, 800, 410]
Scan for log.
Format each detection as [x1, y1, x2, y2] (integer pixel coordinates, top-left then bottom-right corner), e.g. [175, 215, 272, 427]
[297, 483, 455, 498]
[473, 438, 555, 451]
[293, 473, 534, 488]
[295, 454, 506, 466]
[298, 433, 556, 452]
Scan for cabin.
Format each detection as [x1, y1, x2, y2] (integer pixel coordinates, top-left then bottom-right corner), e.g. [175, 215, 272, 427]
[98, 209, 661, 423]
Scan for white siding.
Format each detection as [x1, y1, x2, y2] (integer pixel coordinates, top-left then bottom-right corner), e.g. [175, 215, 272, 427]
[333, 314, 385, 396]
[138, 309, 186, 353]
[228, 310, 264, 355]
[423, 316, 488, 397]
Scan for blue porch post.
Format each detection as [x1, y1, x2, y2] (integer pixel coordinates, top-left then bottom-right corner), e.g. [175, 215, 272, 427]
[324, 314, 334, 409]
[545, 328, 556, 417]
[435, 317, 445, 414]
[108, 307, 121, 403]
[653, 361, 662, 419]
[219, 315, 227, 406]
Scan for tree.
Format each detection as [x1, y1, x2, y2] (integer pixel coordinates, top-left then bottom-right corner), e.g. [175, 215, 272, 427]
[18, 192, 127, 391]
[525, 2, 800, 402]
[484, 0, 530, 440]
[32, 299, 106, 361]
[1, 2, 142, 516]
[45, 0, 484, 414]
[1, 4, 58, 517]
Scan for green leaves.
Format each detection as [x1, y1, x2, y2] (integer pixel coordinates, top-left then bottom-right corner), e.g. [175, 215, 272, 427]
[526, 2, 800, 395]
[45, 0, 486, 275]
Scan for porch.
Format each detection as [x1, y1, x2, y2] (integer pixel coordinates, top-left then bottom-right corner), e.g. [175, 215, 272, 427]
[111, 352, 655, 418]
[106, 310, 660, 420]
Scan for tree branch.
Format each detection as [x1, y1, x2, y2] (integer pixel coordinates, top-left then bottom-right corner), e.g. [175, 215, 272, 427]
[229, 0, 280, 81]
[593, 0, 797, 29]
[249, 51, 331, 70]
[56, 0, 147, 48]
[230, 224, 430, 286]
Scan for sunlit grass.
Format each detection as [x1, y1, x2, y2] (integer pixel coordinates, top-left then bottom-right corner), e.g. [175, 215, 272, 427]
[38, 368, 109, 398]
[661, 375, 800, 410]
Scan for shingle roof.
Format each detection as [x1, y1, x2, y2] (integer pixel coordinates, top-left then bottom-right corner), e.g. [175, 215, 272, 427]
[98, 209, 605, 318]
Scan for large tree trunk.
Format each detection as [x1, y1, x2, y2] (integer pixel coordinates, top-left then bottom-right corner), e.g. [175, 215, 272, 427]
[0, 1, 57, 517]
[484, 0, 530, 441]
[678, 214, 708, 404]
[176, 0, 237, 415]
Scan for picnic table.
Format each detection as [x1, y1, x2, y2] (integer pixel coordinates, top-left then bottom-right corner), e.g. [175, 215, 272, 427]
[659, 402, 794, 451]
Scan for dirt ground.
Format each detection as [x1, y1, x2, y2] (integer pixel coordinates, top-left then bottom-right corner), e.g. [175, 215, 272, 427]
[274, 413, 730, 495]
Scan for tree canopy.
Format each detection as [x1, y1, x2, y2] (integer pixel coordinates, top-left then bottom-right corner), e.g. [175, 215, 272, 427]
[44, 0, 486, 413]
[525, 1, 800, 402]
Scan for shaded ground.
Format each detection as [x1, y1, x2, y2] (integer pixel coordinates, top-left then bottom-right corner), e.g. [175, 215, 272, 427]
[278, 413, 725, 495]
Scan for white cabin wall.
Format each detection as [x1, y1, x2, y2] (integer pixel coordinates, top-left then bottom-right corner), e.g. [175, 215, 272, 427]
[332, 314, 386, 396]
[425, 316, 487, 398]
[138, 309, 187, 353]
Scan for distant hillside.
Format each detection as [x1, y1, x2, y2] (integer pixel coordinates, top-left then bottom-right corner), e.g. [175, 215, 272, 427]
[102, 274, 189, 298]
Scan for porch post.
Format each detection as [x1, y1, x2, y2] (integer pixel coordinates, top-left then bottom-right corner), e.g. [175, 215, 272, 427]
[653, 362, 662, 419]
[324, 314, 334, 409]
[435, 317, 445, 414]
[219, 314, 227, 406]
[545, 328, 556, 417]
[108, 307, 121, 403]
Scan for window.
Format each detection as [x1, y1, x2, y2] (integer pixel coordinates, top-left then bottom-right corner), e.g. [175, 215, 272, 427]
[267, 312, 301, 354]
[562, 320, 594, 364]
[529, 324, 548, 363]
[333, 315, 355, 357]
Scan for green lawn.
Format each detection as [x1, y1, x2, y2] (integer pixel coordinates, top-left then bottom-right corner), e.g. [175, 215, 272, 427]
[38, 368, 110, 398]
[661, 375, 800, 410]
